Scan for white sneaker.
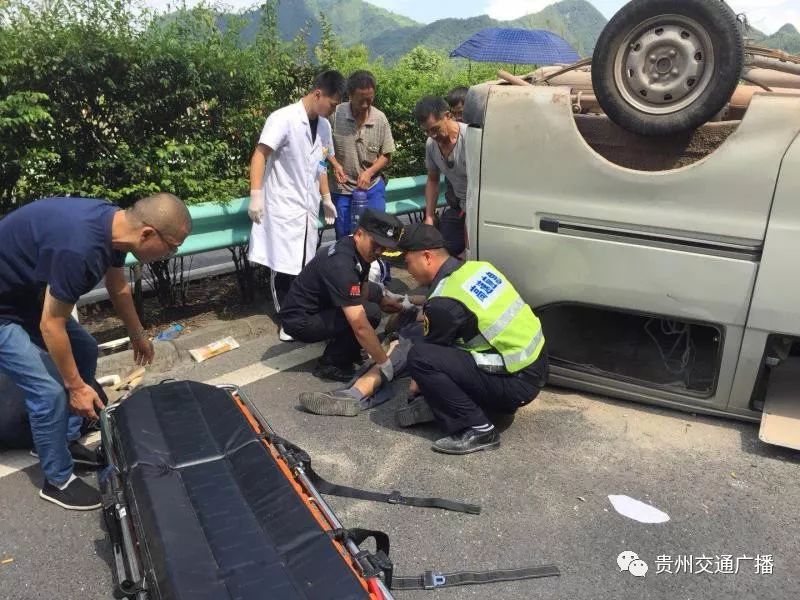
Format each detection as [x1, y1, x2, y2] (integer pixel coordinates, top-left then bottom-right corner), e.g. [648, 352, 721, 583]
[279, 327, 294, 342]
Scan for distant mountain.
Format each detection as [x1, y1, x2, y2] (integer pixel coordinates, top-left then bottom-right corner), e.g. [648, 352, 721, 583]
[230, 0, 419, 50]
[367, 0, 606, 60]
[221, 0, 799, 62]
[760, 24, 800, 54]
[509, 0, 607, 56]
[226, 0, 605, 60]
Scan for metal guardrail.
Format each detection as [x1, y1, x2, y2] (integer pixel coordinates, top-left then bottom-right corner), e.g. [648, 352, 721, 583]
[124, 175, 443, 267]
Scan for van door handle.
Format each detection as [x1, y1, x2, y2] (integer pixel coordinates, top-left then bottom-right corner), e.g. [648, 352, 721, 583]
[540, 218, 559, 233]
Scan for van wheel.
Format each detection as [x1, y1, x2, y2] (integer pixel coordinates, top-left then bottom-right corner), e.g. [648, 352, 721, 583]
[591, 0, 743, 136]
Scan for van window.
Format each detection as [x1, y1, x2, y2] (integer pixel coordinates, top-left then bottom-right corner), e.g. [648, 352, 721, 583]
[539, 304, 721, 396]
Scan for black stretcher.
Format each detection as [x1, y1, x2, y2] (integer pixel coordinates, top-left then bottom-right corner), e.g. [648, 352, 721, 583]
[99, 381, 392, 600]
[99, 380, 559, 600]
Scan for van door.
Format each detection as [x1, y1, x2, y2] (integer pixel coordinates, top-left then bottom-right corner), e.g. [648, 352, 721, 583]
[728, 127, 800, 446]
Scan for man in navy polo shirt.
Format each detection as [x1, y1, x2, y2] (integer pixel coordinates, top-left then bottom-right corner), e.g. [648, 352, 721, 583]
[0, 193, 191, 510]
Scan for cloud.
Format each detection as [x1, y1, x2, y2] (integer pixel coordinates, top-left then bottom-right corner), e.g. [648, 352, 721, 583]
[485, 0, 557, 21]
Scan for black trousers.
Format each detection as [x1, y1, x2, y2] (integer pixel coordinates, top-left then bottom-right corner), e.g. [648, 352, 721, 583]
[269, 271, 295, 313]
[407, 342, 548, 435]
[283, 302, 382, 368]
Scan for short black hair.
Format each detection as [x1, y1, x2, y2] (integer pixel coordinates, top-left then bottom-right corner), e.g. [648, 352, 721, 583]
[414, 95, 449, 125]
[446, 86, 469, 107]
[313, 70, 346, 98]
[347, 70, 376, 94]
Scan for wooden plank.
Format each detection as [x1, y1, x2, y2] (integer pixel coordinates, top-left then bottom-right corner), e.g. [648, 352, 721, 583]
[759, 357, 800, 450]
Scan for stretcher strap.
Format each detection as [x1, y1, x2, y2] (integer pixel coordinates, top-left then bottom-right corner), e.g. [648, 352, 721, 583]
[305, 464, 481, 514]
[390, 565, 561, 590]
[269, 434, 482, 515]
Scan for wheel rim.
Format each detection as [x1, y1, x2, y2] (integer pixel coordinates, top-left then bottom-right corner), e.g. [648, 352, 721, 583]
[613, 14, 715, 115]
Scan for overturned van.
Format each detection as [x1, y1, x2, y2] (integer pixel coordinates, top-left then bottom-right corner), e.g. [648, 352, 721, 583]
[462, 82, 800, 450]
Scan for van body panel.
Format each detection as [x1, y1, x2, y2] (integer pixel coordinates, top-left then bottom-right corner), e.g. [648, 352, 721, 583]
[729, 131, 800, 413]
[469, 84, 800, 420]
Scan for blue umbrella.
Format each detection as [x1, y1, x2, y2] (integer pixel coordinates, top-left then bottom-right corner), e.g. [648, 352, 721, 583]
[450, 28, 580, 64]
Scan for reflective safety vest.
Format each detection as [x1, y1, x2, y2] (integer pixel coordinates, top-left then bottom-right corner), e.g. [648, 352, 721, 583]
[429, 261, 545, 373]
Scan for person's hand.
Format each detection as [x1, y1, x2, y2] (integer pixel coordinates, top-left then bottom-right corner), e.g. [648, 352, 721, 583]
[333, 164, 347, 184]
[132, 337, 154, 366]
[424, 214, 434, 226]
[356, 170, 372, 190]
[320, 192, 337, 226]
[409, 379, 420, 395]
[378, 359, 394, 382]
[248, 188, 265, 224]
[68, 382, 105, 420]
[380, 294, 403, 314]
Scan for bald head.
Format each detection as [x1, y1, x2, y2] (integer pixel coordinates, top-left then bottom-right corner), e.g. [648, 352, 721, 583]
[128, 193, 192, 239]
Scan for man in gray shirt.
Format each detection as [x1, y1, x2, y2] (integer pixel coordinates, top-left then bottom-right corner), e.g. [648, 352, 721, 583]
[415, 96, 468, 256]
[329, 70, 396, 239]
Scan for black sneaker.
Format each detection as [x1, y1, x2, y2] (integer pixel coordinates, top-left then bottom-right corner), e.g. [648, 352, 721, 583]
[432, 428, 500, 455]
[312, 360, 356, 383]
[395, 395, 435, 427]
[299, 390, 361, 416]
[40, 477, 102, 511]
[30, 441, 104, 467]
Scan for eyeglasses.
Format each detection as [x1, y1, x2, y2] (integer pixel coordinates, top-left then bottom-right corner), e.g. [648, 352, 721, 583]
[143, 221, 180, 258]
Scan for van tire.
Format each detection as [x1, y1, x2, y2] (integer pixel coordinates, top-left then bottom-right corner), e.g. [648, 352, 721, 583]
[591, 0, 743, 136]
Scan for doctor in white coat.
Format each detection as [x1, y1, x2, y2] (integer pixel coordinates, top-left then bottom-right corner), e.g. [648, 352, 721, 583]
[248, 70, 345, 318]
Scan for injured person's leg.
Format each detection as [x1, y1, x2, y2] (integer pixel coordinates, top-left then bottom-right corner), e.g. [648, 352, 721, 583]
[299, 339, 401, 417]
[297, 330, 434, 424]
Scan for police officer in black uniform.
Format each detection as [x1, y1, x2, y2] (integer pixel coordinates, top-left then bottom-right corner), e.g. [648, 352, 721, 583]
[279, 209, 403, 382]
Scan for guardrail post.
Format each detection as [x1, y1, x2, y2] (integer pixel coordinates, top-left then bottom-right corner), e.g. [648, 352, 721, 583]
[229, 244, 255, 304]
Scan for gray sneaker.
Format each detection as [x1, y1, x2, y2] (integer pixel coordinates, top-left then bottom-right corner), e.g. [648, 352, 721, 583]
[299, 390, 361, 417]
[395, 396, 435, 427]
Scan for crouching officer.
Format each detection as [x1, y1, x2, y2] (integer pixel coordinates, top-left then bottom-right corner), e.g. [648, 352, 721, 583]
[279, 209, 403, 382]
[398, 223, 548, 454]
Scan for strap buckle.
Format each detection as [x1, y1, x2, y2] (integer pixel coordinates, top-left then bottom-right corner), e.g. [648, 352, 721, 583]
[423, 571, 446, 589]
[387, 490, 402, 504]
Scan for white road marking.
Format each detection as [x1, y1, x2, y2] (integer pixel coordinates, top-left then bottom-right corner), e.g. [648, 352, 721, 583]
[203, 342, 324, 387]
[0, 342, 325, 480]
[0, 451, 36, 479]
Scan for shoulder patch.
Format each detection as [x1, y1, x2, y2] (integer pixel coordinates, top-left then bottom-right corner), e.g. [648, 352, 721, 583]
[423, 313, 430, 336]
[349, 284, 361, 297]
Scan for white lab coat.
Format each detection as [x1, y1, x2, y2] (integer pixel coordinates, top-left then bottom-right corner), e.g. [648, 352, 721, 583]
[248, 101, 332, 275]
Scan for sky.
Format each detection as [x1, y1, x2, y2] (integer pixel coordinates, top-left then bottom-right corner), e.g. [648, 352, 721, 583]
[143, 1, 799, 36]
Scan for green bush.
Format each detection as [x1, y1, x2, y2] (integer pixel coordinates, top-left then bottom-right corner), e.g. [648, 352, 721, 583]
[0, 0, 518, 212]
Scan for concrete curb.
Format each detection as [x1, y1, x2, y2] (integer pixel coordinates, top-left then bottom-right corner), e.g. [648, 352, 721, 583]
[96, 314, 277, 378]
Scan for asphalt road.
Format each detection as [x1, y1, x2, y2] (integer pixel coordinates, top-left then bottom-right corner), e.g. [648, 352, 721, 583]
[1, 325, 799, 600]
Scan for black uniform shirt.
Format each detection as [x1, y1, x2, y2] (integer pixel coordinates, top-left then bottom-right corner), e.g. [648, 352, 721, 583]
[279, 236, 369, 322]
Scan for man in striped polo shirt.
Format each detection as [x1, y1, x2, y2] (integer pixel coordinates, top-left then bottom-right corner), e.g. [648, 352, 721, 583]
[329, 70, 396, 239]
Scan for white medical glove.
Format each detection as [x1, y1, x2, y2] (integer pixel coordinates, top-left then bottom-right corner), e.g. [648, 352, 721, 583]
[383, 290, 404, 303]
[248, 188, 265, 224]
[321, 192, 337, 226]
[378, 359, 394, 382]
[401, 294, 414, 311]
